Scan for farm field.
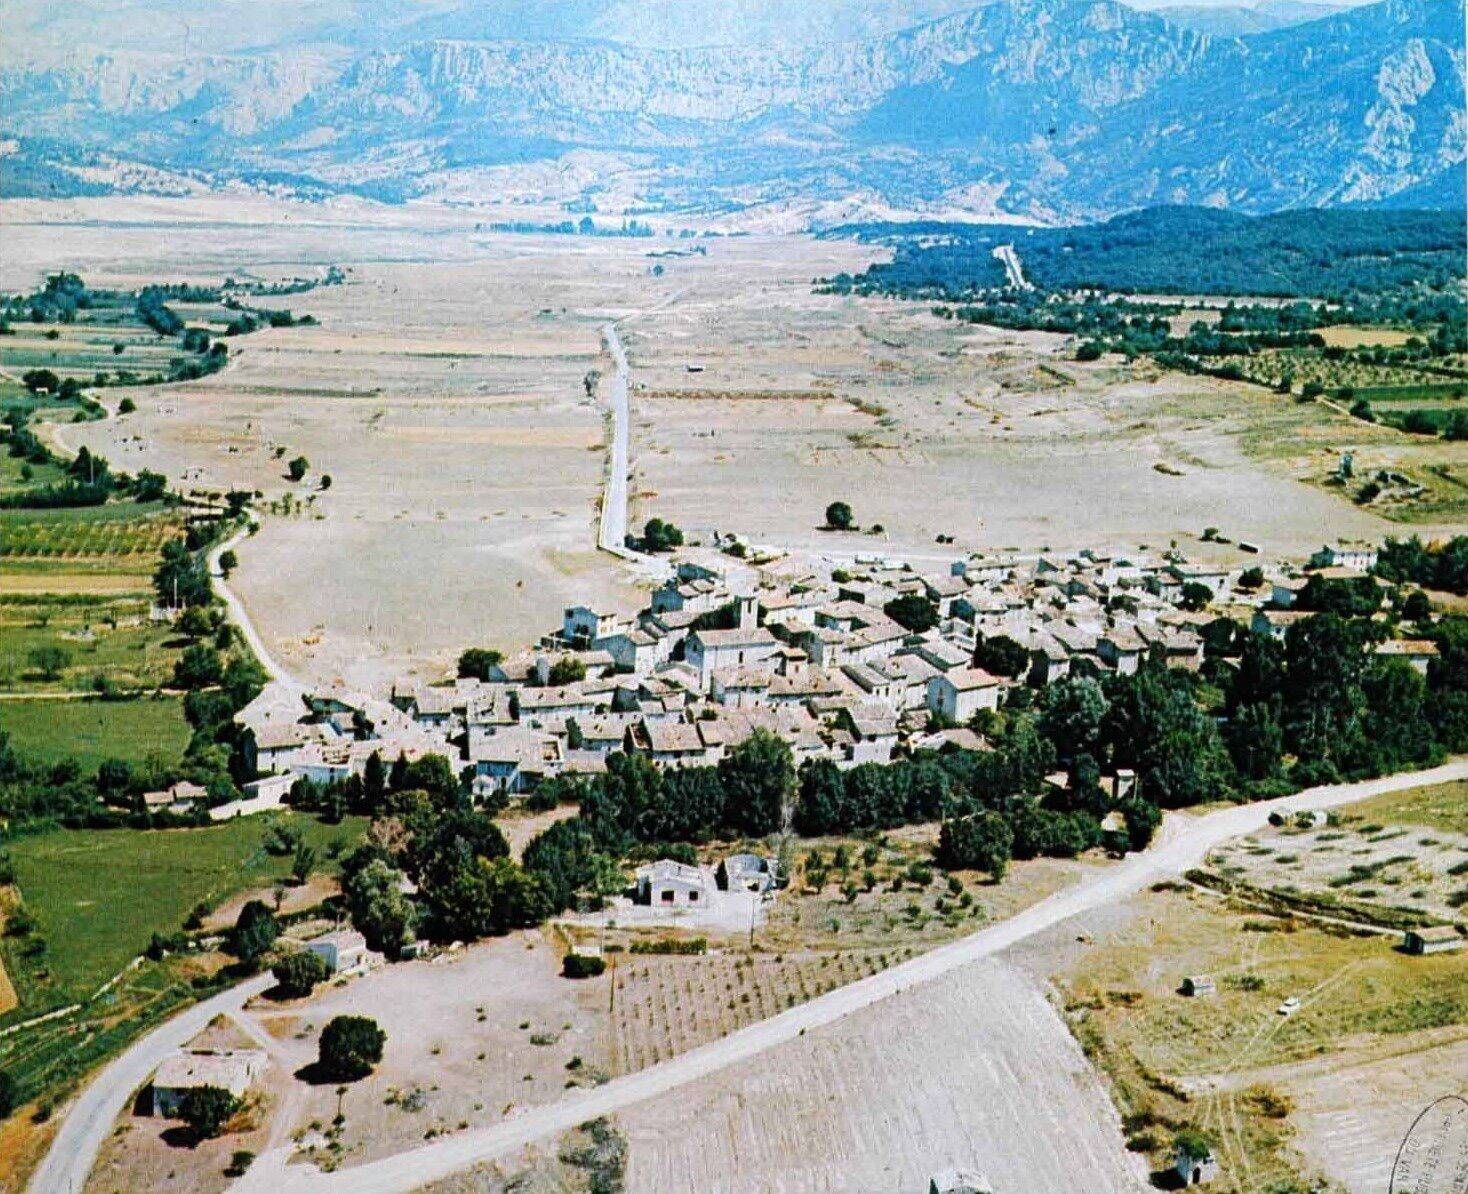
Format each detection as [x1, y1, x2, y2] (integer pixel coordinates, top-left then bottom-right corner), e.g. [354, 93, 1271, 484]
[0, 694, 190, 770]
[1203, 792, 1468, 927]
[2, 195, 1434, 692]
[0, 814, 367, 1017]
[619, 957, 1145, 1192]
[0, 591, 184, 696]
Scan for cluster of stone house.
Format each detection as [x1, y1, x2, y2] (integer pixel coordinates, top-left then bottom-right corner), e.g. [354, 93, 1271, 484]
[208, 539, 1435, 809]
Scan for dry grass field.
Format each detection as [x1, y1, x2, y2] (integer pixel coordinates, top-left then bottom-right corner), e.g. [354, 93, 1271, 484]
[1, 195, 1423, 691]
[1023, 781, 1468, 1194]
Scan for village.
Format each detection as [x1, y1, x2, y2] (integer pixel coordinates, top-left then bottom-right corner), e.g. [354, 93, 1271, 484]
[206, 534, 1434, 816]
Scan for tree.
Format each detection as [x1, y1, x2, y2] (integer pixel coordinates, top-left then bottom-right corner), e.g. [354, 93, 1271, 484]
[0, 1070, 17, 1118]
[173, 645, 224, 689]
[20, 368, 60, 394]
[1225, 702, 1284, 783]
[342, 856, 416, 957]
[319, 474, 333, 490]
[883, 593, 939, 633]
[271, 949, 330, 998]
[317, 1015, 386, 1082]
[973, 634, 1030, 679]
[133, 469, 167, 502]
[1238, 566, 1265, 590]
[718, 729, 795, 836]
[642, 517, 684, 552]
[457, 648, 504, 681]
[547, 656, 587, 686]
[154, 537, 212, 608]
[1038, 677, 1109, 761]
[218, 549, 238, 578]
[177, 1085, 240, 1140]
[824, 501, 854, 530]
[286, 456, 310, 482]
[27, 645, 70, 681]
[1179, 581, 1213, 612]
[291, 841, 318, 884]
[229, 900, 279, 964]
[937, 811, 1013, 879]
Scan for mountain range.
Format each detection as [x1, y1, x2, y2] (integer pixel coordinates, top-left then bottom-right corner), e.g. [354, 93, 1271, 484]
[0, 0, 1461, 224]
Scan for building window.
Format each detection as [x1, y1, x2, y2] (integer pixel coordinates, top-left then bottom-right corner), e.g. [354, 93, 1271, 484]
[689, 891, 699, 902]
[661, 890, 674, 903]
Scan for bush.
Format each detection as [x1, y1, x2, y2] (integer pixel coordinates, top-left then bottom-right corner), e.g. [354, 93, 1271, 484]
[177, 1085, 240, 1140]
[271, 949, 331, 998]
[317, 1015, 386, 1082]
[562, 952, 607, 979]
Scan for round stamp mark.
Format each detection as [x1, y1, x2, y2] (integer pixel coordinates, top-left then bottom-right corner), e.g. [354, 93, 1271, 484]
[1390, 1094, 1468, 1194]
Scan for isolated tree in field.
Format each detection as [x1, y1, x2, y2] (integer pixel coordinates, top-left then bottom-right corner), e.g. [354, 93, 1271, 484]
[178, 1085, 239, 1140]
[824, 501, 854, 530]
[291, 841, 318, 885]
[218, 549, 238, 578]
[28, 645, 70, 681]
[20, 368, 59, 394]
[641, 517, 684, 552]
[271, 949, 330, 998]
[286, 455, 309, 482]
[229, 899, 279, 965]
[317, 1014, 386, 1082]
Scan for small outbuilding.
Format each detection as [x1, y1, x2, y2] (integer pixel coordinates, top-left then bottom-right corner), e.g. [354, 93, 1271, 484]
[151, 1048, 267, 1117]
[929, 1169, 994, 1194]
[1181, 974, 1216, 998]
[1175, 1143, 1219, 1186]
[1404, 925, 1464, 956]
[304, 928, 369, 974]
[717, 853, 778, 894]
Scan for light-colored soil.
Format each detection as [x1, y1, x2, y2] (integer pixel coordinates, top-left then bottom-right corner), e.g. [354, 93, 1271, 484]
[203, 874, 340, 933]
[1, 195, 1421, 691]
[1207, 814, 1468, 925]
[619, 957, 1147, 1193]
[1251, 1028, 1468, 1194]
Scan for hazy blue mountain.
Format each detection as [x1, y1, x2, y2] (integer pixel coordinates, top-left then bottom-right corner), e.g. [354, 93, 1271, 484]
[1154, 1, 1349, 36]
[0, 0, 1460, 221]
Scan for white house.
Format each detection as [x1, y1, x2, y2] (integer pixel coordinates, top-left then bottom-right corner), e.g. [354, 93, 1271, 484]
[304, 928, 369, 975]
[152, 1049, 267, 1117]
[636, 860, 715, 906]
[684, 626, 779, 689]
[926, 668, 1003, 722]
[1311, 541, 1378, 571]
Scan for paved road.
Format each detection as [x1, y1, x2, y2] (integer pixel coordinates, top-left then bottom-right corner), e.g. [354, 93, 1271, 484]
[993, 243, 1032, 290]
[223, 758, 1467, 1194]
[29, 974, 273, 1194]
[598, 323, 632, 556]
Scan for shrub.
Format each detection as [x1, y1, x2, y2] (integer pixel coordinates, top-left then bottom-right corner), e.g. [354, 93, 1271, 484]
[177, 1085, 240, 1140]
[562, 953, 607, 979]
